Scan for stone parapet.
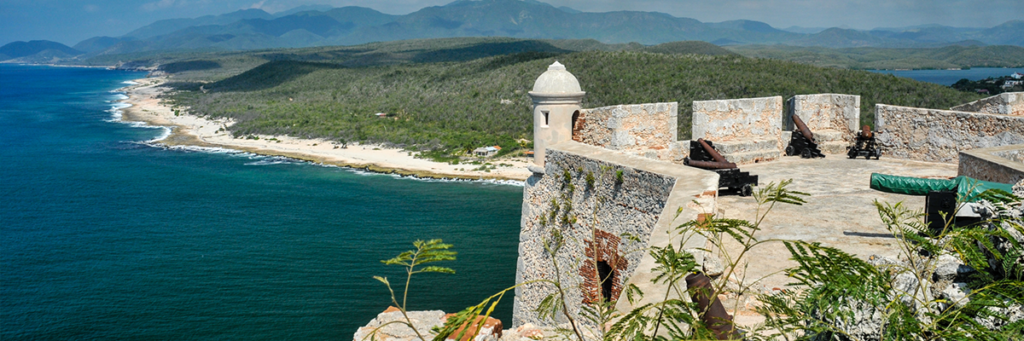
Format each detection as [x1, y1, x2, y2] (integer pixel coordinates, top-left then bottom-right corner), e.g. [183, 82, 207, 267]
[572, 102, 678, 161]
[874, 104, 1024, 163]
[692, 96, 784, 146]
[691, 97, 784, 164]
[958, 144, 1024, 184]
[951, 92, 1024, 116]
[786, 94, 860, 139]
[513, 142, 718, 328]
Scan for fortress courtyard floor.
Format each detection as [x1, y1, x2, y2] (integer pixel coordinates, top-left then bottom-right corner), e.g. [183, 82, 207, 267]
[708, 156, 958, 323]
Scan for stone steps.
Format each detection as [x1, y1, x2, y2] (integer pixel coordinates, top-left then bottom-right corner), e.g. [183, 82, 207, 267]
[712, 138, 781, 164]
[782, 129, 851, 155]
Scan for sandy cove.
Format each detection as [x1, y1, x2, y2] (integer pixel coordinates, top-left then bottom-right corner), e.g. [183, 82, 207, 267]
[118, 77, 532, 181]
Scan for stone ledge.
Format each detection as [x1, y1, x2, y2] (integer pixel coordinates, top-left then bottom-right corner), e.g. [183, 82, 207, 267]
[710, 138, 781, 164]
[958, 144, 1024, 184]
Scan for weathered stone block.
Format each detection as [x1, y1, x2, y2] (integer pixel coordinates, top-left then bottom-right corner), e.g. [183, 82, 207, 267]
[786, 94, 861, 148]
[691, 96, 785, 159]
[572, 102, 678, 161]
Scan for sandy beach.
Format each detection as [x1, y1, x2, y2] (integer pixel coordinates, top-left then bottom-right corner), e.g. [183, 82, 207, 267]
[117, 77, 532, 181]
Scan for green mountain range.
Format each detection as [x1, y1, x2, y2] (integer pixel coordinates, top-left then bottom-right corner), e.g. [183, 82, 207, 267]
[5, 0, 1023, 64]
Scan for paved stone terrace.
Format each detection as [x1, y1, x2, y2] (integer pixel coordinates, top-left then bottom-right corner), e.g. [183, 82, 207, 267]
[712, 156, 957, 295]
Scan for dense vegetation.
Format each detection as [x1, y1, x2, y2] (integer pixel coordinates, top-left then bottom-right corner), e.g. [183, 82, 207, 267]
[727, 45, 1024, 70]
[161, 39, 981, 156]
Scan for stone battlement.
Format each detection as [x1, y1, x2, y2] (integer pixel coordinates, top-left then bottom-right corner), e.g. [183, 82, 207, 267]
[691, 96, 784, 164]
[874, 104, 1024, 163]
[950, 92, 1024, 116]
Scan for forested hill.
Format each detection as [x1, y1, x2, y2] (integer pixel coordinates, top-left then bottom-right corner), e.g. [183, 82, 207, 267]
[159, 38, 981, 158]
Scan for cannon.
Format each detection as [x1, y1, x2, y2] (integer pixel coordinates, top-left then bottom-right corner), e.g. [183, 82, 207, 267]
[785, 115, 825, 158]
[684, 139, 758, 196]
[847, 125, 881, 160]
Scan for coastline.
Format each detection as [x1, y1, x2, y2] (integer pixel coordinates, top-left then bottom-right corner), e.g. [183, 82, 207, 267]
[116, 77, 532, 182]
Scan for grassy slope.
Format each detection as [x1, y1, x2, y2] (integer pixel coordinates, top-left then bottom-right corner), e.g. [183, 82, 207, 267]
[726, 45, 1024, 70]
[163, 45, 981, 154]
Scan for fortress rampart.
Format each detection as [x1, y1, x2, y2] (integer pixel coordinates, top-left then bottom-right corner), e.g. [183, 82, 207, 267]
[875, 104, 1024, 163]
[951, 92, 1024, 116]
[959, 144, 1024, 184]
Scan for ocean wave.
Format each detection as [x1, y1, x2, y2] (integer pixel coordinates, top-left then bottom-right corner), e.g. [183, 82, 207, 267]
[104, 102, 132, 121]
[244, 157, 299, 166]
[345, 168, 524, 186]
[122, 81, 139, 85]
[137, 140, 524, 186]
[148, 126, 172, 142]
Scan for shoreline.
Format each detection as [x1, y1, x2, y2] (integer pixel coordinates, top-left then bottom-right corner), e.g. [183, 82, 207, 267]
[116, 77, 532, 182]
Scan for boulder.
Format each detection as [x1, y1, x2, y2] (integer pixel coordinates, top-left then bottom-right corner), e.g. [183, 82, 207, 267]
[353, 307, 445, 341]
[353, 308, 505, 341]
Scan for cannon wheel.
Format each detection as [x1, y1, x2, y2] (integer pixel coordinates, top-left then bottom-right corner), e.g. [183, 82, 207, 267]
[875, 149, 881, 160]
[740, 184, 753, 197]
[801, 148, 812, 159]
[785, 145, 795, 156]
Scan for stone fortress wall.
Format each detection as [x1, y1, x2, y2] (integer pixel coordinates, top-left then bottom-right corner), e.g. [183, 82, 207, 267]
[690, 96, 784, 164]
[513, 143, 717, 327]
[571, 102, 686, 162]
[874, 104, 1024, 163]
[513, 65, 1024, 331]
[356, 66, 1024, 340]
[785, 94, 860, 155]
[951, 92, 1024, 116]
[959, 144, 1024, 184]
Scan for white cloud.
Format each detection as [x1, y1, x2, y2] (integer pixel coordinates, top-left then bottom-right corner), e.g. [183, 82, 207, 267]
[142, 0, 178, 12]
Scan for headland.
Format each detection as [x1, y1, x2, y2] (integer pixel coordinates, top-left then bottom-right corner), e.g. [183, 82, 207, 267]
[117, 77, 533, 182]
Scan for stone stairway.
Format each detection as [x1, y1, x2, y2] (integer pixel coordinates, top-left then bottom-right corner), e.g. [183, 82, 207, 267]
[782, 129, 850, 155]
[713, 138, 781, 165]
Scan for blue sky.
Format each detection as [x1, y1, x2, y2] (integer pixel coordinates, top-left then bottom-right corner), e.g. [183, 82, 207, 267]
[1, 0, 1021, 46]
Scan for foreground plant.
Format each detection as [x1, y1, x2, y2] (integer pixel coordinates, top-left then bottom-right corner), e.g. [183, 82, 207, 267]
[757, 189, 1024, 340]
[368, 239, 457, 341]
[597, 180, 807, 341]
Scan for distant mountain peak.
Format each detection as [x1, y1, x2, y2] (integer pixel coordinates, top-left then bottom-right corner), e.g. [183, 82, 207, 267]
[0, 40, 82, 59]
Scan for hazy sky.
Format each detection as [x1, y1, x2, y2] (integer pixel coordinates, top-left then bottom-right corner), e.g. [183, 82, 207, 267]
[1, 0, 1021, 46]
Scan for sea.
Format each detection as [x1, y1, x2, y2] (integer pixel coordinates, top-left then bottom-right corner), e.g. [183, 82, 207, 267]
[868, 67, 1024, 86]
[0, 64, 524, 340]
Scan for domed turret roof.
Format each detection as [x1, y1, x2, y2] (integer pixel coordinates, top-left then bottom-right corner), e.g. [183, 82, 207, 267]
[531, 61, 582, 94]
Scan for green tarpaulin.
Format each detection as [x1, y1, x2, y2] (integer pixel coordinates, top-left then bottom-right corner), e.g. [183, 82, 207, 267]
[869, 173, 1014, 202]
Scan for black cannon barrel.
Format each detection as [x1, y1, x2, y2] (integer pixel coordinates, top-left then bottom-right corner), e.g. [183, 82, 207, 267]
[685, 158, 737, 169]
[697, 138, 729, 164]
[792, 115, 815, 143]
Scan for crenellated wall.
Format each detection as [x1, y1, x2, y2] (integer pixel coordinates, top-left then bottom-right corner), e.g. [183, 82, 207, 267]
[572, 102, 685, 162]
[950, 92, 1024, 116]
[875, 104, 1024, 163]
[513, 142, 717, 328]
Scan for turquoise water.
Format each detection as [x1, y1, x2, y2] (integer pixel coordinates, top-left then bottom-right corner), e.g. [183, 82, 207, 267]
[0, 64, 524, 340]
[868, 67, 1024, 86]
